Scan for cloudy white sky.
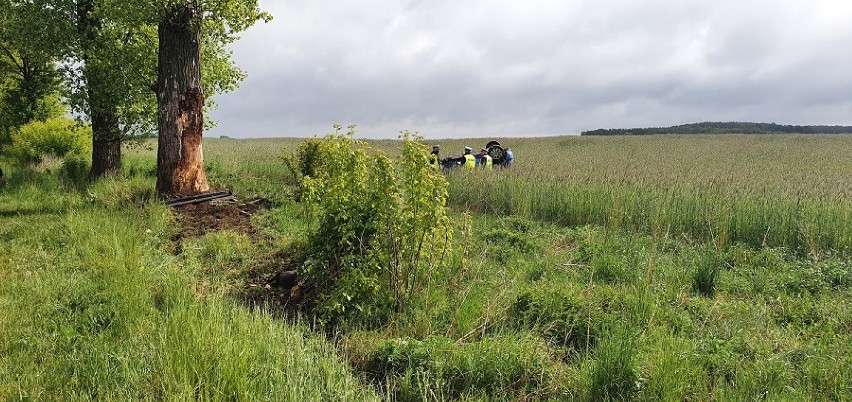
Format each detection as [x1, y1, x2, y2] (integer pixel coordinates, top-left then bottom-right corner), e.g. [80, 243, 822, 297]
[207, 0, 852, 139]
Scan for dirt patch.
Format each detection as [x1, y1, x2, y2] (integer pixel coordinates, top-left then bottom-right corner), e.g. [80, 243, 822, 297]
[171, 198, 260, 239]
[169, 196, 311, 313]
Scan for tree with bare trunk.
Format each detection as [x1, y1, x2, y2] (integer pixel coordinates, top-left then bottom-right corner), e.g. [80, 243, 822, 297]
[152, 0, 269, 197]
[155, 2, 209, 196]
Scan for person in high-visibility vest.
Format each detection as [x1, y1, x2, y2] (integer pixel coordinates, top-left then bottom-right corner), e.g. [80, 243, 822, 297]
[463, 147, 475, 169]
[478, 148, 493, 169]
[429, 145, 441, 170]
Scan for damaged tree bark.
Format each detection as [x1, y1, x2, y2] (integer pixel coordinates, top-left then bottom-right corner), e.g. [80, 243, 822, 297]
[156, 3, 209, 197]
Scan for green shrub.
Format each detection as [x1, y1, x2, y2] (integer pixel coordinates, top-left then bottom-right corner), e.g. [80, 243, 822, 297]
[300, 129, 452, 325]
[2, 118, 91, 167]
[281, 137, 324, 187]
[58, 153, 91, 188]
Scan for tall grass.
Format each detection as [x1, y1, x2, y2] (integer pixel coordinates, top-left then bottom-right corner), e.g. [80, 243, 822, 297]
[0, 173, 376, 401]
[447, 171, 852, 253]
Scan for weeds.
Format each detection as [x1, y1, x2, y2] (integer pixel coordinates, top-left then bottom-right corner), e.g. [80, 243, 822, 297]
[693, 252, 722, 297]
[3, 134, 851, 401]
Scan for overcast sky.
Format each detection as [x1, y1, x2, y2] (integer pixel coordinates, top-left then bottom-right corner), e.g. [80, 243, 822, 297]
[207, 0, 852, 139]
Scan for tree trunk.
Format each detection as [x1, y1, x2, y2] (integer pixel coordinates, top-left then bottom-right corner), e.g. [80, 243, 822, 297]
[89, 111, 122, 178]
[156, 3, 209, 198]
[76, 0, 122, 178]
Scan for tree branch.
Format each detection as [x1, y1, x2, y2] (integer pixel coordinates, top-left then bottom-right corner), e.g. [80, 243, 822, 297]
[0, 42, 25, 74]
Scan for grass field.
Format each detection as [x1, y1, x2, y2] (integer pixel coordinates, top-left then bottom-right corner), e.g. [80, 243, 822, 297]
[0, 169, 378, 401]
[2, 133, 851, 400]
[199, 134, 852, 251]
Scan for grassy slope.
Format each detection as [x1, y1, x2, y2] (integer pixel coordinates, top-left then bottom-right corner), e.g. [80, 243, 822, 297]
[0, 167, 377, 401]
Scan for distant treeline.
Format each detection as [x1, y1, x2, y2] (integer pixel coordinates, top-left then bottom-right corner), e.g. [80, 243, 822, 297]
[581, 122, 852, 136]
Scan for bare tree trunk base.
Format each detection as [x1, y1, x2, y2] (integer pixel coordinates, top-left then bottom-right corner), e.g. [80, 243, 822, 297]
[156, 4, 209, 198]
[164, 87, 209, 196]
[90, 138, 121, 179]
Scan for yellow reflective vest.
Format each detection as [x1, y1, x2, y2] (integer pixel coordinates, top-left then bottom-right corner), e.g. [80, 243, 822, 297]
[481, 155, 493, 169]
[463, 154, 475, 169]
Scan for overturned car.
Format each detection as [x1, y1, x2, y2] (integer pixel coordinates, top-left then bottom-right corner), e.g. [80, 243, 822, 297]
[439, 140, 509, 169]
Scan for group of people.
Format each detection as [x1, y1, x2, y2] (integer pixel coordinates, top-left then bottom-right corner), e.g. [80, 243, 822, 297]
[428, 144, 513, 171]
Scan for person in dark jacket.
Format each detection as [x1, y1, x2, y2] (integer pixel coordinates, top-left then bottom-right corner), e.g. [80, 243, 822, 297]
[429, 145, 441, 170]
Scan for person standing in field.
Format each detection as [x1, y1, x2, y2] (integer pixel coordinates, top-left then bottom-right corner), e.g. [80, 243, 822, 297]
[502, 148, 514, 168]
[478, 148, 493, 169]
[429, 145, 441, 170]
[463, 146, 475, 169]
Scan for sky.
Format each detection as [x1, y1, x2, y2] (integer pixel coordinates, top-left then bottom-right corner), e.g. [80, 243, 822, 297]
[207, 0, 852, 139]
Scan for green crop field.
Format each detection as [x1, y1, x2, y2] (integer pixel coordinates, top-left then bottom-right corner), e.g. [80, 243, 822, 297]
[1, 134, 850, 400]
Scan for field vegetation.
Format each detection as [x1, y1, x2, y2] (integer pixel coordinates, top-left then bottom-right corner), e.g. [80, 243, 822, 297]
[2, 133, 850, 400]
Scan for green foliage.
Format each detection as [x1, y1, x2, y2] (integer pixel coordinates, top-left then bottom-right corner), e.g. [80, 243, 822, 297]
[692, 251, 722, 297]
[0, 1, 66, 140]
[300, 129, 452, 325]
[282, 137, 323, 186]
[582, 326, 639, 401]
[296, 137, 324, 178]
[511, 286, 601, 353]
[0, 86, 64, 140]
[0, 172, 377, 401]
[2, 118, 91, 167]
[365, 335, 564, 400]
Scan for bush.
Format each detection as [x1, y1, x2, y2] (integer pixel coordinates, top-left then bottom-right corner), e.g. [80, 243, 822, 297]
[299, 128, 452, 325]
[58, 153, 91, 188]
[2, 118, 91, 167]
[282, 137, 323, 186]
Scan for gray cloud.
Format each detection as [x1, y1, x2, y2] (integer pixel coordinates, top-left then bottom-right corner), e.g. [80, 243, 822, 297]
[207, 0, 852, 138]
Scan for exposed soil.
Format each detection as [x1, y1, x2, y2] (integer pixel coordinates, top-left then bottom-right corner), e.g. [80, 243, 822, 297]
[169, 195, 309, 311]
[171, 197, 260, 239]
